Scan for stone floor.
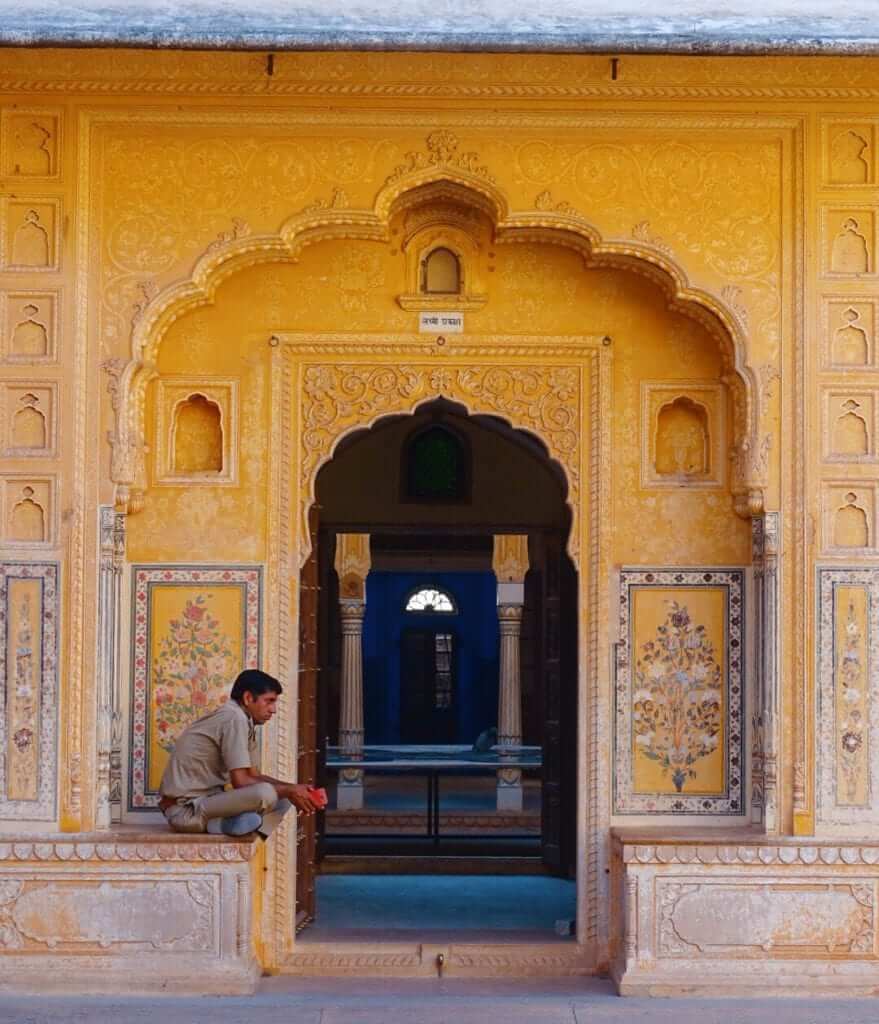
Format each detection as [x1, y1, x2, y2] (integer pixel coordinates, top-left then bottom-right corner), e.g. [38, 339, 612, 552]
[3, 978, 879, 1024]
[313, 874, 576, 931]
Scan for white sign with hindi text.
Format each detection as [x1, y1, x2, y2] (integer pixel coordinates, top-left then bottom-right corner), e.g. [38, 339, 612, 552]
[419, 311, 464, 333]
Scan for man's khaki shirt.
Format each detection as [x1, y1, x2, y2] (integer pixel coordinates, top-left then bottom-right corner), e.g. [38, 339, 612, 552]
[160, 700, 257, 799]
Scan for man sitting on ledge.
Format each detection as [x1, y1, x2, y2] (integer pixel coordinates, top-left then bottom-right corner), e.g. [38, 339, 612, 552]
[159, 669, 319, 837]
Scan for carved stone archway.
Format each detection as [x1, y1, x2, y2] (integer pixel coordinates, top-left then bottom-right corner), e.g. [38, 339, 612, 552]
[260, 331, 611, 966]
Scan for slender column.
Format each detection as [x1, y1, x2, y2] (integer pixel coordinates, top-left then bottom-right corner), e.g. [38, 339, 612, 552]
[339, 599, 366, 754]
[497, 603, 525, 810]
[334, 532, 371, 812]
[493, 534, 529, 813]
[750, 511, 780, 834]
[762, 512, 780, 834]
[337, 599, 366, 810]
[96, 506, 126, 829]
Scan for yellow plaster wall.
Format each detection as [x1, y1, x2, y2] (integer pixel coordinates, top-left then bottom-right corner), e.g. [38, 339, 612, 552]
[2, 48, 879, 836]
[130, 249, 745, 565]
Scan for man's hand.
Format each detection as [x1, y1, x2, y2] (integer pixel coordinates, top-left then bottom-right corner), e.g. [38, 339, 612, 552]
[282, 783, 319, 815]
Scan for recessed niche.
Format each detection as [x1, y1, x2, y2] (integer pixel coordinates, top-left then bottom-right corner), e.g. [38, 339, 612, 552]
[829, 128, 871, 185]
[154, 377, 238, 485]
[824, 482, 878, 554]
[1, 110, 60, 178]
[396, 210, 487, 311]
[1, 292, 57, 363]
[654, 397, 710, 478]
[2, 200, 61, 272]
[823, 208, 876, 278]
[823, 298, 877, 370]
[823, 391, 876, 462]
[641, 382, 725, 489]
[422, 247, 461, 295]
[173, 394, 223, 474]
[2, 476, 54, 545]
[822, 118, 878, 186]
[2, 384, 56, 456]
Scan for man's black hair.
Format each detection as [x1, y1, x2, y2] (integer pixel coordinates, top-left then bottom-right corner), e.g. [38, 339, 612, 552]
[230, 669, 282, 704]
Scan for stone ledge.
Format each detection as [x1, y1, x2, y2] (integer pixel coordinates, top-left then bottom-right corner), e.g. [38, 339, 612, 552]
[0, 829, 257, 863]
[0, 829, 260, 995]
[621, 842, 879, 867]
[611, 831, 879, 998]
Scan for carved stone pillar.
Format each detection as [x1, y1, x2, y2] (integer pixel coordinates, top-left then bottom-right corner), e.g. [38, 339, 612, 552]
[96, 506, 126, 829]
[497, 603, 525, 811]
[334, 534, 370, 811]
[751, 512, 780, 834]
[493, 534, 529, 813]
[337, 599, 366, 810]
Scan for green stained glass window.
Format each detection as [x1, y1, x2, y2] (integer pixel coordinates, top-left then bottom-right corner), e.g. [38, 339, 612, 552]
[407, 426, 464, 501]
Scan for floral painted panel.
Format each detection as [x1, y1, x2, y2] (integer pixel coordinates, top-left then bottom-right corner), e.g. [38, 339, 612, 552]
[129, 566, 261, 810]
[817, 568, 879, 828]
[0, 562, 59, 821]
[615, 568, 745, 815]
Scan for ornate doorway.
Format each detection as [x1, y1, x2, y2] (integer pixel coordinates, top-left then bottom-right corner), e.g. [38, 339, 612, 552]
[258, 332, 612, 963]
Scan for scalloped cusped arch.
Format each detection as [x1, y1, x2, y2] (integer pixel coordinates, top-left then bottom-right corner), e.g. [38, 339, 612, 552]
[108, 132, 761, 516]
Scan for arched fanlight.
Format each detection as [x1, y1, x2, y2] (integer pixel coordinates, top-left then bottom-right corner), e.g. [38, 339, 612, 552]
[405, 586, 457, 613]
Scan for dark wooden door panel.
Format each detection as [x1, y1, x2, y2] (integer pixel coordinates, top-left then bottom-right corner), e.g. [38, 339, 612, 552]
[540, 530, 578, 878]
[295, 504, 319, 932]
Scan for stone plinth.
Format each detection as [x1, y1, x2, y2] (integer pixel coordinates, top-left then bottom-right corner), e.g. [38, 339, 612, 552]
[0, 830, 260, 995]
[611, 829, 879, 997]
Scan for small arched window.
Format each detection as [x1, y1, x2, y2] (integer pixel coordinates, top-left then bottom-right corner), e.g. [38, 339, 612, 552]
[405, 587, 457, 614]
[403, 424, 468, 502]
[421, 247, 461, 294]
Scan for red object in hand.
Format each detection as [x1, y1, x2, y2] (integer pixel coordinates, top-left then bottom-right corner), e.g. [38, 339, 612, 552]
[307, 786, 328, 809]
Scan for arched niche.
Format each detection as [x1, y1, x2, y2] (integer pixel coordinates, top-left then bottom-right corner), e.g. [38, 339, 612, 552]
[9, 485, 47, 542]
[172, 393, 223, 475]
[835, 491, 870, 549]
[655, 396, 711, 478]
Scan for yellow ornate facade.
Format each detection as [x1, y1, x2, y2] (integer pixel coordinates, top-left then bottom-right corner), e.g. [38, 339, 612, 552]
[2, 47, 879, 994]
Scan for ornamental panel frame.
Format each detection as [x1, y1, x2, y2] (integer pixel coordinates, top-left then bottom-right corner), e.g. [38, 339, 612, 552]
[0, 561, 59, 823]
[816, 566, 879, 832]
[127, 565, 262, 811]
[614, 567, 746, 816]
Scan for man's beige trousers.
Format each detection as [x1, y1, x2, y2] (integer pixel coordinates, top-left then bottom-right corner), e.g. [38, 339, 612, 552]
[164, 781, 291, 835]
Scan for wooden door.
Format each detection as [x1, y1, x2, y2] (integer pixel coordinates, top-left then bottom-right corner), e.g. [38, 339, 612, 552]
[295, 504, 320, 932]
[400, 628, 457, 744]
[537, 530, 578, 877]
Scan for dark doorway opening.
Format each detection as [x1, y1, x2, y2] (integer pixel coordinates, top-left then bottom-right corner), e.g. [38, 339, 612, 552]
[296, 400, 578, 934]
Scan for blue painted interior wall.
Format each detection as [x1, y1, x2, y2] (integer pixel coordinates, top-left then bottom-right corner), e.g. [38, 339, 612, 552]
[363, 571, 499, 745]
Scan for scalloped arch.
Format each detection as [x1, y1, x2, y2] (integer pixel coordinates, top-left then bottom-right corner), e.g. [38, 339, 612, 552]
[111, 166, 762, 513]
[300, 384, 580, 566]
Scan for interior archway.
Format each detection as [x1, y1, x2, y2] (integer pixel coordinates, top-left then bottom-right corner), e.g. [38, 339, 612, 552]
[303, 398, 579, 939]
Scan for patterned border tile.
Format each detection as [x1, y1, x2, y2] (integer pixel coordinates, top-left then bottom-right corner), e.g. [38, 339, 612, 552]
[128, 565, 262, 811]
[614, 568, 745, 815]
[0, 561, 59, 821]
[817, 567, 879, 828]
